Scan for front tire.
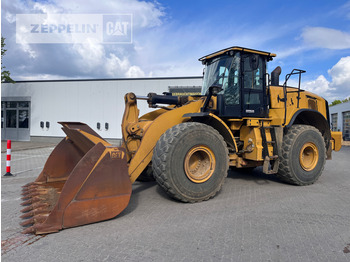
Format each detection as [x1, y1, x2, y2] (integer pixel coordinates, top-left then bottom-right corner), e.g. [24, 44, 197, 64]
[152, 122, 229, 203]
[278, 125, 326, 185]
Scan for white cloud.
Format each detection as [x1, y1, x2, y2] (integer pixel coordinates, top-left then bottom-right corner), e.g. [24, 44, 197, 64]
[104, 54, 131, 77]
[5, 11, 16, 23]
[328, 56, 350, 87]
[303, 56, 350, 101]
[16, 74, 69, 81]
[102, 53, 145, 78]
[303, 75, 334, 97]
[302, 27, 350, 50]
[273, 46, 306, 59]
[56, 0, 165, 28]
[33, 2, 64, 14]
[125, 66, 145, 78]
[72, 41, 105, 73]
[2, 0, 165, 79]
[15, 33, 37, 59]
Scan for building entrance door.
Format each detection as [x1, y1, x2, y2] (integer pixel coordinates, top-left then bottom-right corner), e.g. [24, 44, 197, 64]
[1, 100, 30, 141]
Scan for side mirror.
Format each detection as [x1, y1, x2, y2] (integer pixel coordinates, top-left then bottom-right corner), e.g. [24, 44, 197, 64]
[209, 85, 223, 96]
[201, 85, 222, 112]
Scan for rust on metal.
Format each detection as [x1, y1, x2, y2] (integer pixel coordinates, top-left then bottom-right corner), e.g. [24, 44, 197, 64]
[20, 122, 132, 235]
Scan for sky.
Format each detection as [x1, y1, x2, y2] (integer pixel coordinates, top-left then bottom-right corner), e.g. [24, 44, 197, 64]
[1, 0, 350, 102]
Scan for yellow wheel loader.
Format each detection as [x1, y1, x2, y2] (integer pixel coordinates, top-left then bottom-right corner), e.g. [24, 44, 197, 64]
[20, 46, 342, 234]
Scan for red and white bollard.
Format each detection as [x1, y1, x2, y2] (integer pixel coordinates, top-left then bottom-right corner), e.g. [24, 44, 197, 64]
[4, 140, 13, 176]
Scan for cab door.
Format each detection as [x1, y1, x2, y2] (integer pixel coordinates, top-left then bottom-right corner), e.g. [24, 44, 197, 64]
[241, 54, 268, 118]
[216, 53, 242, 118]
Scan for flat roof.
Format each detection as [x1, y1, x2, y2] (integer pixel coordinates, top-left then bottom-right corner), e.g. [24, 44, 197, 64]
[199, 46, 276, 61]
[3, 76, 203, 84]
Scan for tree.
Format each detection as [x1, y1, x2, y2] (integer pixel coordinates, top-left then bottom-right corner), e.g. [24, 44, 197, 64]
[330, 100, 342, 107]
[342, 97, 349, 103]
[1, 36, 15, 83]
[330, 97, 350, 106]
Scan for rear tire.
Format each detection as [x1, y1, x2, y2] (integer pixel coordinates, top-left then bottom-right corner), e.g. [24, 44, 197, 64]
[152, 122, 229, 203]
[278, 125, 326, 185]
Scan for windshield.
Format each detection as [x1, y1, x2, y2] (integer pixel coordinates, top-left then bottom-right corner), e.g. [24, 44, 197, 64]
[201, 54, 240, 96]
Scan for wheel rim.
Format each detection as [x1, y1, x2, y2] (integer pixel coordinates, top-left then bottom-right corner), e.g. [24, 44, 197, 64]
[299, 142, 319, 171]
[184, 145, 216, 183]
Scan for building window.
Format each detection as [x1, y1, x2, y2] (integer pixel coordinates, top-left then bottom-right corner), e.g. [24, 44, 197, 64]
[343, 111, 350, 141]
[331, 113, 338, 131]
[19, 110, 29, 128]
[6, 110, 17, 128]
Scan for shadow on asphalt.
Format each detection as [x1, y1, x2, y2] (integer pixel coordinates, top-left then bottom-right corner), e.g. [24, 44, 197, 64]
[120, 166, 287, 209]
[227, 166, 283, 185]
[115, 159, 327, 218]
[118, 181, 157, 218]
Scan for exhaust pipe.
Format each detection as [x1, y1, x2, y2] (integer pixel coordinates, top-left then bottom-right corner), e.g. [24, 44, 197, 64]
[271, 66, 282, 86]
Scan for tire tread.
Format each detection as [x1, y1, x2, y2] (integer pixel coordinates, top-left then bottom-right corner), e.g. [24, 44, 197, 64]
[277, 125, 326, 185]
[152, 122, 228, 203]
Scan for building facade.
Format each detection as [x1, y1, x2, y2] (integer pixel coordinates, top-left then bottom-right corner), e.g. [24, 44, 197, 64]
[1, 77, 202, 141]
[329, 101, 350, 141]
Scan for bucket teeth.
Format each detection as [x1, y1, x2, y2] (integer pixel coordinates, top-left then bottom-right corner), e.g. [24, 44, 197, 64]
[22, 186, 40, 196]
[22, 226, 36, 235]
[21, 214, 48, 227]
[22, 186, 51, 196]
[20, 218, 35, 227]
[22, 186, 39, 194]
[21, 203, 49, 213]
[22, 182, 35, 188]
[20, 183, 61, 234]
[21, 196, 43, 206]
[21, 199, 33, 206]
[20, 211, 35, 219]
[21, 192, 41, 200]
[22, 182, 44, 189]
[21, 190, 32, 196]
[21, 187, 50, 199]
[20, 205, 50, 218]
[21, 205, 33, 213]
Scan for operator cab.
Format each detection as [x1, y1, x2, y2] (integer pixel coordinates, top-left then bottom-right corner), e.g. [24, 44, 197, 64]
[199, 46, 276, 118]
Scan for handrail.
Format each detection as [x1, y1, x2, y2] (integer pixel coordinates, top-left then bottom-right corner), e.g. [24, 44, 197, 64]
[282, 69, 306, 125]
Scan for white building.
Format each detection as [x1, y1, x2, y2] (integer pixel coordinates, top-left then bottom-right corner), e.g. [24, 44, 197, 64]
[329, 101, 350, 141]
[1, 77, 202, 141]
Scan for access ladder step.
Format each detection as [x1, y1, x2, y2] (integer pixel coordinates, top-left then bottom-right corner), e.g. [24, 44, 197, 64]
[263, 155, 279, 174]
[266, 155, 278, 160]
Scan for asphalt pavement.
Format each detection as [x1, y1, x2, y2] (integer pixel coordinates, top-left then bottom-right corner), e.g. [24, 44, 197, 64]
[1, 142, 350, 262]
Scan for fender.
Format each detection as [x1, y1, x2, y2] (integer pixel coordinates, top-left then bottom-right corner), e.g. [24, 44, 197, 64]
[286, 109, 332, 159]
[183, 112, 238, 152]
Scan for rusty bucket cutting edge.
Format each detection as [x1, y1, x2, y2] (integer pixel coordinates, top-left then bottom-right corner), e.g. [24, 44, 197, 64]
[20, 122, 132, 235]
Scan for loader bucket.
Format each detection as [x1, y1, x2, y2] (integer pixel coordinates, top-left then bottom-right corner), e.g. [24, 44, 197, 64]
[20, 122, 132, 235]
